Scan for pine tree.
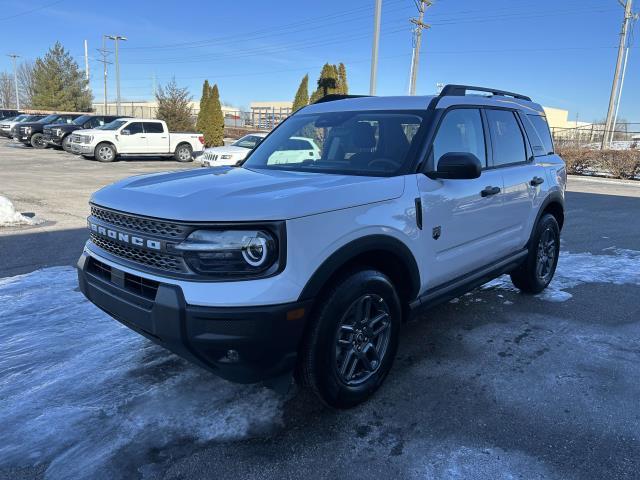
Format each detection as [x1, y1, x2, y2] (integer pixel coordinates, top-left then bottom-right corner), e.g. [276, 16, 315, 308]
[31, 42, 92, 111]
[292, 74, 309, 112]
[196, 80, 210, 133]
[310, 63, 339, 103]
[337, 63, 348, 94]
[205, 83, 225, 147]
[155, 78, 194, 131]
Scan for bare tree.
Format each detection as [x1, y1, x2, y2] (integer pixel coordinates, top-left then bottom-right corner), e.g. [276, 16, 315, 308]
[0, 72, 16, 108]
[18, 61, 35, 108]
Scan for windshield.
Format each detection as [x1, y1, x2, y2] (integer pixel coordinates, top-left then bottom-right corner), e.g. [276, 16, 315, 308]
[99, 120, 127, 130]
[232, 134, 264, 149]
[37, 114, 60, 123]
[73, 115, 93, 125]
[243, 110, 427, 176]
[23, 115, 43, 122]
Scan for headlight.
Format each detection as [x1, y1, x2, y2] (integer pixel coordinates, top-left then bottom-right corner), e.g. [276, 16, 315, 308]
[174, 229, 280, 277]
[24, 126, 32, 134]
[220, 154, 233, 159]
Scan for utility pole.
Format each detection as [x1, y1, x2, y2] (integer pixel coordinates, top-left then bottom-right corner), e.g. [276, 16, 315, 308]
[602, 0, 634, 148]
[409, 0, 431, 96]
[97, 36, 112, 114]
[84, 40, 90, 81]
[107, 35, 127, 115]
[7, 53, 20, 110]
[369, 0, 382, 95]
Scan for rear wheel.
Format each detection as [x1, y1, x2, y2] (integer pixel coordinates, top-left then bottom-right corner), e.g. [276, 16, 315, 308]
[31, 133, 47, 149]
[510, 213, 560, 293]
[95, 143, 116, 162]
[174, 144, 193, 162]
[297, 269, 401, 408]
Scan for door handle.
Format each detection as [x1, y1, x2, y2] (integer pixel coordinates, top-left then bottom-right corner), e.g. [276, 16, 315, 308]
[530, 176, 545, 186]
[481, 186, 501, 197]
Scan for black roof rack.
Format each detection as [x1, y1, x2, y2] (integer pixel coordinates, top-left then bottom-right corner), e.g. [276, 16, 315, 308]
[313, 94, 371, 104]
[440, 84, 531, 102]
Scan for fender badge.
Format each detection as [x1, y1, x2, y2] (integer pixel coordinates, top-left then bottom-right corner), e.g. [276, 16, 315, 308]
[432, 226, 441, 240]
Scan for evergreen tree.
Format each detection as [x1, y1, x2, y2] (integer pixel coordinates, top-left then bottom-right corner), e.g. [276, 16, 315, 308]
[196, 80, 210, 133]
[337, 63, 348, 94]
[31, 42, 92, 111]
[204, 83, 225, 147]
[292, 74, 309, 112]
[155, 78, 194, 131]
[310, 63, 339, 103]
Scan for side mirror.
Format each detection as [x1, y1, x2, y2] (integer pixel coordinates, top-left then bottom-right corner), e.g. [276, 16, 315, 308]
[431, 152, 482, 180]
[121, 129, 130, 136]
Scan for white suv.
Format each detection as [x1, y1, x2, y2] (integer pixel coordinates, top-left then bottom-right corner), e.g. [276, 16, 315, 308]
[77, 85, 566, 408]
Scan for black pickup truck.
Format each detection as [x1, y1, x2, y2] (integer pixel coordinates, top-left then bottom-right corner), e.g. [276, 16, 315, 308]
[43, 114, 127, 152]
[16, 113, 83, 148]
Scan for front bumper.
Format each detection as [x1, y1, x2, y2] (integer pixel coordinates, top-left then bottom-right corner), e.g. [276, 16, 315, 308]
[44, 132, 63, 146]
[77, 252, 312, 383]
[71, 143, 94, 155]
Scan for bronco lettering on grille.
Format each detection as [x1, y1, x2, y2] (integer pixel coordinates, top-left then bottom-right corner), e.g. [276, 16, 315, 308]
[88, 221, 162, 250]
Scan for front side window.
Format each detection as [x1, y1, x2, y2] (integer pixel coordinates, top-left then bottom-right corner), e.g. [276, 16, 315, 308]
[431, 108, 486, 168]
[243, 110, 426, 176]
[486, 109, 527, 167]
[233, 135, 263, 149]
[143, 122, 164, 133]
[125, 122, 144, 135]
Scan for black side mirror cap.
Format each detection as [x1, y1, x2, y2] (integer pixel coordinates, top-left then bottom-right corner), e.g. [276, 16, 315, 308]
[428, 152, 482, 180]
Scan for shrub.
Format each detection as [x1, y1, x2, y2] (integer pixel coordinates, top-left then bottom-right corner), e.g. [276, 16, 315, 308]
[597, 150, 640, 180]
[557, 148, 594, 175]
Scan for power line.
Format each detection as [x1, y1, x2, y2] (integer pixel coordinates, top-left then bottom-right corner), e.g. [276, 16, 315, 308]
[0, 0, 64, 22]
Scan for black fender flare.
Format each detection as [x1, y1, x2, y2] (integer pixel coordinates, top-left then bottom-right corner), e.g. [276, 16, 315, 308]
[297, 234, 421, 302]
[528, 191, 565, 246]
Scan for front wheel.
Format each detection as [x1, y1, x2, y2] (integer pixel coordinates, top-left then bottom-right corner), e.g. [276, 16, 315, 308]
[174, 144, 193, 162]
[510, 213, 560, 293]
[297, 269, 401, 408]
[95, 143, 116, 162]
[61, 135, 72, 152]
[31, 133, 47, 149]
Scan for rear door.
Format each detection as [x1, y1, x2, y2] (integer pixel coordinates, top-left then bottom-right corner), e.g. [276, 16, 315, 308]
[118, 121, 145, 153]
[416, 107, 506, 287]
[143, 121, 168, 153]
[485, 108, 543, 253]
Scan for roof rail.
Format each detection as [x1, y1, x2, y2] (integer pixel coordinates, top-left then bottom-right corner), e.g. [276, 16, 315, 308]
[440, 84, 532, 102]
[312, 94, 371, 104]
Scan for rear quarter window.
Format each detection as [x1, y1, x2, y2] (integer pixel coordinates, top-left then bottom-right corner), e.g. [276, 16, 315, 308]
[524, 114, 554, 156]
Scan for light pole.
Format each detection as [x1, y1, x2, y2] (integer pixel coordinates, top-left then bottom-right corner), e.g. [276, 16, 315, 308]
[369, 0, 382, 95]
[107, 35, 127, 115]
[7, 53, 20, 110]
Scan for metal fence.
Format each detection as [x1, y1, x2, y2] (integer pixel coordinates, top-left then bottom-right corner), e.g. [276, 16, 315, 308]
[551, 123, 640, 150]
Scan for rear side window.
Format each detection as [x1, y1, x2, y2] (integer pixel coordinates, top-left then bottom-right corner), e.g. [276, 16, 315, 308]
[431, 108, 486, 168]
[143, 122, 164, 134]
[526, 115, 554, 155]
[486, 109, 527, 167]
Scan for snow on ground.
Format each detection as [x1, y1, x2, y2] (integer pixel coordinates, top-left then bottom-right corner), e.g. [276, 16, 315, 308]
[0, 195, 42, 226]
[1, 248, 639, 478]
[483, 248, 640, 302]
[0, 267, 283, 479]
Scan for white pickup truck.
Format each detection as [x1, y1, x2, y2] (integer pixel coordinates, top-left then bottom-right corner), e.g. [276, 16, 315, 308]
[69, 118, 204, 162]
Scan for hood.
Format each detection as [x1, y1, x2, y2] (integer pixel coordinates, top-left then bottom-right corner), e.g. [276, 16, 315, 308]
[204, 145, 250, 155]
[91, 167, 406, 222]
[74, 128, 107, 136]
[17, 122, 44, 129]
[45, 123, 79, 131]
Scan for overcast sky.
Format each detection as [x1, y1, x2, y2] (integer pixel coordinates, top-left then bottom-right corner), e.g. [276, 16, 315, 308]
[0, 0, 637, 121]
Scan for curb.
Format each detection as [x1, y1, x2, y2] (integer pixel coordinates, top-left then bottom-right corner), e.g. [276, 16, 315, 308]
[568, 175, 640, 187]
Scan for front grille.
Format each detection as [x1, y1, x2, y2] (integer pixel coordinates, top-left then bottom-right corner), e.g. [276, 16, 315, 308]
[204, 152, 218, 161]
[87, 257, 159, 300]
[90, 205, 188, 238]
[90, 233, 187, 273]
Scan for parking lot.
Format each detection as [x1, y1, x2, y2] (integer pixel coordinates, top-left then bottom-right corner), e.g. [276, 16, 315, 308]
[1, 139, 640, 479]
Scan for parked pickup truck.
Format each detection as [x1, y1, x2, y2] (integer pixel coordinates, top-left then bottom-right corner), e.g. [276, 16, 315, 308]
[70, 118, 204, 162]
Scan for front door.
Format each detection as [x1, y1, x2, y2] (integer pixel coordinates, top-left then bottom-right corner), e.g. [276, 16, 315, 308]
[416, 107, 507, 288]
[118, 121, 146, 154]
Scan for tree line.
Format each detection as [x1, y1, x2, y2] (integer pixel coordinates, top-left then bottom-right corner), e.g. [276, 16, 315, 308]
[292, 62, 349, 113]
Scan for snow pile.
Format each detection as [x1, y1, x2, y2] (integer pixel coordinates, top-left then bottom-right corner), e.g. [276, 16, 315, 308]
[0, 267, 284, 479]
[0, 195, 41, 226]
[483, 248, 640, 302]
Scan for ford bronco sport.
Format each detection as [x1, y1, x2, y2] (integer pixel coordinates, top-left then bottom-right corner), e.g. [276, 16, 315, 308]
[77, 85, 566, 408]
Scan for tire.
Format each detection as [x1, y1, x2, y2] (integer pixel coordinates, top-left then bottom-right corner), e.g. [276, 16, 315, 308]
[30, 133, 47, 149]
[174, 144, 193, 162]
[95, 143, 116, 162]
[61, 135, 72, 152]
[510, 213, 560, 293]
[297, 269, 401, 408]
